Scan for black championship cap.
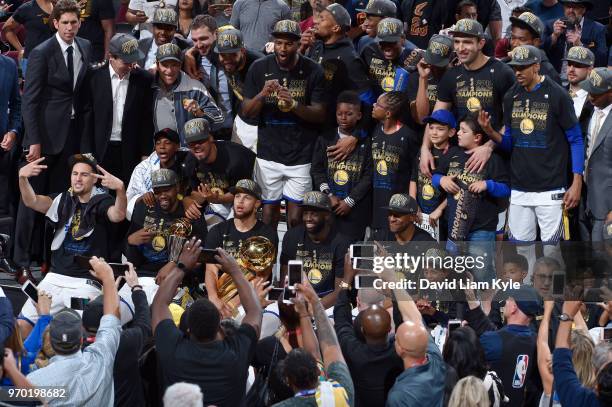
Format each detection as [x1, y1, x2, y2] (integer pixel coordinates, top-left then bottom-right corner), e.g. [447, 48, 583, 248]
[510, 12, 544, 39]
[424, 34, 453, 67]
[49, 308, 83, 353]
[68, 153, 98, 172]
[382, 193, 418, 214]
[151, 168, 179, 188]
[151, 7, 178, 27]
[579, 68, 612, 95]
[507, 45, 541, 66]
[109, 33, 144, 64]
[271, 20, 301, 40]
[301, 191, 332, 212]
[156, 43, 182, 63]
[559, 0, 593, 10]
[564, 46, 595, 66]
[356, 0, 397, 18]
[153, 128, 180, 144]
[81, 296, 104, 333]
[449, 18, 484, 39]
[215, 28, 244, 54]
[230, 179, 262, 200]
[376, 18, 403, 43]
[325, 3, 351, 31]
[184, 118, 211, 144]
[503, 285, 543, 318]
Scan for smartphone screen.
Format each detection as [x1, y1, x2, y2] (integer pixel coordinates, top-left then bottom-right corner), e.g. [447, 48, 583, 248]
[448, 320, 462, 333]
[350, 244, 374, 259]
[283, 287, 296, 303]
[288, 261, 302, 288]
[267, 287, 284, 301]
[552, 273, 565, 296]
[21, 281, 38, 303]
[70, 297, 90, 310]
[355, 274, 378, 289]
[353, 258, 374, 272]
[198, 248, 220, 264]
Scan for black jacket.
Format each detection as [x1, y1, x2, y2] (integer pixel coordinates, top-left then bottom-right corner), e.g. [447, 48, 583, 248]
[22, 35, 92, 154]
[81, 63, 154, 182]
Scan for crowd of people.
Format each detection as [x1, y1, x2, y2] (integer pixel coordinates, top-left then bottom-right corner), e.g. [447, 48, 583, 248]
[0, 0, 611, 406]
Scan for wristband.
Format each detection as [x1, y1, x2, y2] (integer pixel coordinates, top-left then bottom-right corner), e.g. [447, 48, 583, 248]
[131, 284, 143, 292]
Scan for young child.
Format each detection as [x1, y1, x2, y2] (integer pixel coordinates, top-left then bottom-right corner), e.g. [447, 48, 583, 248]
[433, 115, 510, 280]
[370, 91, 420, 240]
[503, 253, 529, 284]
[311, 91, 373, 242]
[410, 109, 460, 240]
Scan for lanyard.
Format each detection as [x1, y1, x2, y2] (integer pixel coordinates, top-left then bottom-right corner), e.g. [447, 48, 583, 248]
[295, 389, 317, 398]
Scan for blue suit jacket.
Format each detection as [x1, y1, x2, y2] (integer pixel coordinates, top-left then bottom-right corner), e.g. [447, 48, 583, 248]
[0, 55, 22, 137]
[544, 18, 607, 71]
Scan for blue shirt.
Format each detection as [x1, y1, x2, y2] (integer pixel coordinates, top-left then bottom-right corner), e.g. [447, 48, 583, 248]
[524, 0, 564, 24]
[553, 348, 602, 407]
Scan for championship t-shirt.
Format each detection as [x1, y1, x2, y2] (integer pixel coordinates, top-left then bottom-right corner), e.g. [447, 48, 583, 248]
[406, 72, 442, 119]
[411, 146, 461, 214]
[435, 149, 509, 232]
[77, 0, 116, 62]
[280, 225, 351, 296]
[126, 200, 207, 277]
[205, 219, 279, 273]
[400, 0, 447, 49]
[243, 54, 326, 166]
[371, 125, 420, 229]
[502, 76, 578, 192]
[226, 49, 264, 125]
[437, 57, 515, 130]
[12, 0, 54, 58]
[360, 43, 412, 96]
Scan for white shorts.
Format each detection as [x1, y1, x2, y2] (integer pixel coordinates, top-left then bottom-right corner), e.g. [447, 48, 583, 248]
[508, 191, 564, 243]
[19, 273, 103, 325]
[254, 158, 312, 203]
[232, 115, 258, 153]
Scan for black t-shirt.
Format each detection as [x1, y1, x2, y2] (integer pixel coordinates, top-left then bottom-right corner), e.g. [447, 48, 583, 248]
[503, 76, 578, 192]
[49, 192, 114, 278]
[406, 72, 441, 119]
[187, 141, 256, 195]
[411, 146, 460, 215]
[437, 58, 515, 130]
[243, 54, 326, 166]
[401, 0, 448, 49]
[205, 219, 279, 269]
[379, 227, 436, 242]
[76, 0, 115, 63]
[227, 49, 264, 125]
[12, 0, 54, 58]
[435, 149, 509, 232]
[280, 225, 351, 296]
[371, 125, 420, 229]
[360, 43, 412, 96]
[155, 319, 257, 407]
[126, 200, 207, 277]
[253, 336, 293, 405]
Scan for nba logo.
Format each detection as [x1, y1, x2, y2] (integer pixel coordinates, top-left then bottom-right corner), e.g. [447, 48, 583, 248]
[512, 355, 529, 388]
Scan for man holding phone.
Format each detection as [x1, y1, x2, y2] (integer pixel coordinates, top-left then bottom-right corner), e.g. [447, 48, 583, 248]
[125, 0, 178, 40]
[204, 179, 278, 317]
[16, 153, 127, 337]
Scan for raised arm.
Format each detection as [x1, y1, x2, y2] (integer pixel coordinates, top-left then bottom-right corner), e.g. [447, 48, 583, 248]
[95, 165, 127, 223]
[18, 158, 53, 214]
[538, 301, 555, 396]
[293, 294, 322, 364]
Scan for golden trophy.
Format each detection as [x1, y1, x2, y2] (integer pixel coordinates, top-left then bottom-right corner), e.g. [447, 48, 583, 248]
[166, 218, 193, 262]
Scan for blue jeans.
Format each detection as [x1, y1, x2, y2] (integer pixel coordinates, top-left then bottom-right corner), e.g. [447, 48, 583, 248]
[467, 230, 496, 282]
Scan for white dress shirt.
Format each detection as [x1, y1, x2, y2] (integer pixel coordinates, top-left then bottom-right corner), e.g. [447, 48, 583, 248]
[56, 32, 82, 89]
[109, 64, 130, 142]
[571, 88, 589, 119]
[586, 103, 612, 160]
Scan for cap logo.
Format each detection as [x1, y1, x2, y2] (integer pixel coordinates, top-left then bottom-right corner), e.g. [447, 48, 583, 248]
[429, 41, 450, 56]
[589, 70, 603, 87]
[513, 46, 530, 60]
[456, 19, 474, 31]
[390, 193, 409, 207]
[378, 19, 400, 35]
[62, 334, 68, 342]
[276, 20, 298, 33]
[219, 33, 239, 47]
[185, 119, 206, 134]
[568, 46, 588, 60]
[121, 38, 138, 54]
[155, 8, 176, 24]
[520, 12, 537, 24]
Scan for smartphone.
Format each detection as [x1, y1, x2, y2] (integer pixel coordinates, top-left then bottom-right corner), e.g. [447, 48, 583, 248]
[350, 243, 374, 259]
[21, 280, 38, 303]
[287, 260, 302, 289]
[198, 248, 220, 264]
[603, 327, 612, 343]
[355, 274, 379, 289]
[70, 297, 90, 310]
[448, 319, 462, 333]
[282, 287, 296, 304]
[552, 272, 565, 296]
[267, 287, 285, 301]
[75, 255, 129, 276]
[353, 257, 374, 272]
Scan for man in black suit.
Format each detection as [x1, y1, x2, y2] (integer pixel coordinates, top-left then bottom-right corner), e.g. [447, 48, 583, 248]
[81, 33, 154, 185]
[15, 0, 91, 283]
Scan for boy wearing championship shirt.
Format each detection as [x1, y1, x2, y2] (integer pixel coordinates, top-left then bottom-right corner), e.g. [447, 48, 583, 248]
[480, 45, 583, 270]
[370, 91, 420, 240]
[311, 91, 373, 242]
[242, 20, 327, 231]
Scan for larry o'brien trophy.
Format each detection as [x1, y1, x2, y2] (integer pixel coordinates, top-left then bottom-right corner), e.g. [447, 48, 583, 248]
[217, 236, 276, 315]
[167, 218, 193, 262]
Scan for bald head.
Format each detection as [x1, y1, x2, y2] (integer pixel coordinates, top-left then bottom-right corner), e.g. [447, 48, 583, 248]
[395, 321, 428, 361]
[360, 305, 391, 341]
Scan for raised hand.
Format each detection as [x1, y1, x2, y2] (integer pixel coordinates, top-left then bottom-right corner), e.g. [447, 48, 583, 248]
[18, 157, 47, 178]
[94, 165, 124, 191]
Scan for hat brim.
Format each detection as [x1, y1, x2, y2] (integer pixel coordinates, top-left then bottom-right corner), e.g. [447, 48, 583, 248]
[157, 56, 182, 63]
[507, 59, 539, 66]
[562, 57, 592, 66]
[271, 32, 302, 40]
[152, 182, 177, 189]
[118, 49, 145, 64]
[559, 0, 593, 10]
[152, 21, 178, 28]
[382, 206, 416, 214]
[215, 45, 244, 54]
[578, 78, 607, 95]
[300, 204, 332, 212]
[424, 50, 450, 67]
[377, 36, 402, 43]
[448, 30, 482, 39]
[509, 17, 541, 39]
[422, 117, 454, 127]
[229, 186, 261, 200]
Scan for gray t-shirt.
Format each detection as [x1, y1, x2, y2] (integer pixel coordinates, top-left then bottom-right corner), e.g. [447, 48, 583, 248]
[229, 0, 291, 52]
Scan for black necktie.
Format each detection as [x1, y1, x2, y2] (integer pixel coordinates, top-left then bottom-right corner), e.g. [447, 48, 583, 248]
[66, 45, 74, 87]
